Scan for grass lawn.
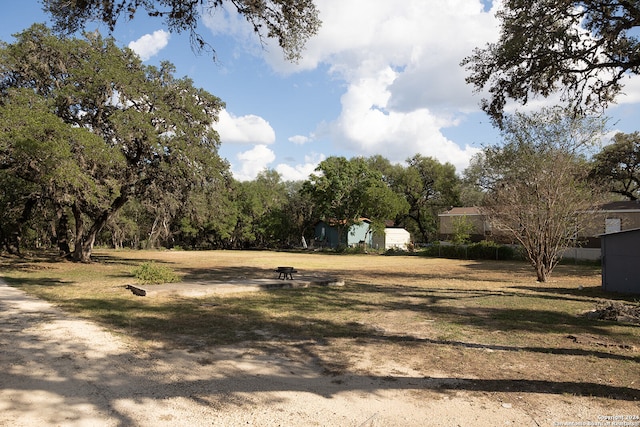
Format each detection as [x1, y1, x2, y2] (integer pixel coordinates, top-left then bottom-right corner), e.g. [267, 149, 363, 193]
[2, 249, 639, 401]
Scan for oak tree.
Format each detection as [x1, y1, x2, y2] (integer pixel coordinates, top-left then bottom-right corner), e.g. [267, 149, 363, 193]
[43, 0, 321, 62]
[0, 25, 229, 261]
[463, 0, 640, 125]
[303, 156, 407, 246]
[590, 132, 640, 201]
[395, 155, 460, 243]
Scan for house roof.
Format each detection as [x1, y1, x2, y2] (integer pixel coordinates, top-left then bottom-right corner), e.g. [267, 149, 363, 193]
[440, 201, 640, 217]
[438, 206, 484, 216]
[598, 200, 640, 212]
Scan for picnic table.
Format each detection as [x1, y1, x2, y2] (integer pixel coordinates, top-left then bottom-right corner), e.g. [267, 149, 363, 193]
[275, 266, 297, 280]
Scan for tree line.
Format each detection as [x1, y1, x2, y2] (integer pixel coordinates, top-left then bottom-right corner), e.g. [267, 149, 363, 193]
[3, 20, 640, 284]
[68, 0, 640, 286]
[0, 25, 465, 260]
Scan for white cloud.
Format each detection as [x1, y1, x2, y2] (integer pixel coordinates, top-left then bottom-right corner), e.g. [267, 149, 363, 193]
[203, 6, 256, 40]
[327, 64, 480, 172]
[276, 153, 326, 181]
[128, 30, 170, 61]
[288, 135, 312, 145]
[216, 110, 276, 145]
[610, 74, 640, 106]
[232, 144, 276, 181]
[202, 0, 504, 173]
[269, 0, 496, 171]
[201, 5, 262, 57]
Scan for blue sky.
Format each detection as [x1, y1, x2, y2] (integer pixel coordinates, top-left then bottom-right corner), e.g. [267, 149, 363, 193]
[2, 1, 640, 181]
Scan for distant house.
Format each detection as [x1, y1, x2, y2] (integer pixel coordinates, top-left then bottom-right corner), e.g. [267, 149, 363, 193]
[372, 225, 411, 250]
[314, 218, 372, 248]
[438, 207, 493, 242]
[439, 201, 640, 248]
[601, 228, 640, 295]
[580, 201, 640, 248]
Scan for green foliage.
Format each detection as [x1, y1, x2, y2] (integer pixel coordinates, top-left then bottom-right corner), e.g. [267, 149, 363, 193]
[390, 154, 461, 243]
[132, 261, 179, 285]
[303, 156, 408, 242]
[450, 215, 474, 245]
[462, 0, 640, 125]
[233, 170, 289, 248]
[590, 132, 640, 201]
[383, 247, 411, 256]
[420, 241, 520, 261]
[0, 25, 229, 261]
[467, 241, 519, 260]
[421, 242, 466, 259]
[43, 0, 321, 63]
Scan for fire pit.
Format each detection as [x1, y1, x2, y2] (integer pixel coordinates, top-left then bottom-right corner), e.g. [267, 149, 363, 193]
[275, 266, 297, 280]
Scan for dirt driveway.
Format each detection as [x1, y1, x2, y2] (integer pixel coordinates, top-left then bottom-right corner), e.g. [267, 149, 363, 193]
[1, 280, 638, 427]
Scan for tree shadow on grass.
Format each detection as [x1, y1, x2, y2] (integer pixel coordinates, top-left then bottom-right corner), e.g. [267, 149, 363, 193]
[63, 287, 640, 364]
[2, 276, 70, 287]
[169, 259, 538, 285]
[177, 266, 278, 282]
[513, 284, 640, 303]
[91, 253, 170, 267]
[2, 278, 639, 427]
[462, 259, 602, 280]
[89, 276, 639, 348]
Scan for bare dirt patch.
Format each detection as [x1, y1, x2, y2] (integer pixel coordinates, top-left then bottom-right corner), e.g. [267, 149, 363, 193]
[1, 250, 639, 426]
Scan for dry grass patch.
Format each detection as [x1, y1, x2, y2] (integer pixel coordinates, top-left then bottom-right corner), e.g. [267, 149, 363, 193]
[1, 249, 638, 402]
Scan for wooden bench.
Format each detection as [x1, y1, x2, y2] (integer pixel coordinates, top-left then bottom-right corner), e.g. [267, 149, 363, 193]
[275, 266, 297, 280]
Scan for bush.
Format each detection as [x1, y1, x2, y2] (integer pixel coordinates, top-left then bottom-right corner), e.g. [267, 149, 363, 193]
[419, 242, 466, 258]
[467, 241, 518, 260]
[342, 245, 368, 254]
[419, 241, 521, 261]
[384, 247, 408, 256]
[132, 261, 180, 284]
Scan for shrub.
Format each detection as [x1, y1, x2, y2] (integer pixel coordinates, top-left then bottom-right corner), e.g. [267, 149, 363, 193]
[342, 245, 368, 254]
[467, 240, 517, 260]
[419, 241, 521, 261]
[420, 242, 467, 258]
[450, 215, 474, 245]
[132, 261, 179, 284]
[383, 246, 409, 256]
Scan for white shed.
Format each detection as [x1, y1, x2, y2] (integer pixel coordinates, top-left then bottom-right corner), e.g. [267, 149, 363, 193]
[373, 228, 411, 250]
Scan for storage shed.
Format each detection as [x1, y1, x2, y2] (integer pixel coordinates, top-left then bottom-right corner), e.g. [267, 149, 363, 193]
[314, 219, 372, 249]
[601, 228, 640, 295]
[373, 228, 411, 250]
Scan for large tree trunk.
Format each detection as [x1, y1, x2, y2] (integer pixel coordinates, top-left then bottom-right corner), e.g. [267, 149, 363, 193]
[71, 194, 129, 262]
[0, 230, 21, 256]
[407, 211, 429, 243]
[71, 203, 90, 262]
[2, 196, 40, 257]
[73, 233, 96, 263]
[54, 208, 72, 258]
[535, 263, 548, 283]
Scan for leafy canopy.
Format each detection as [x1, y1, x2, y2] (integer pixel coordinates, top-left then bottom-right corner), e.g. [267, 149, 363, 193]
[463, 0, 640, 125]
[42, 0, 321, 62]
[0, 25, 229, 261]
[303, 156, 408, 237]
[590, 132, 640, 201]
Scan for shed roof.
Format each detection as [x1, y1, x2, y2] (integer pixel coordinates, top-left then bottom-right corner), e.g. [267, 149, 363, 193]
[599, 227, 640, 238]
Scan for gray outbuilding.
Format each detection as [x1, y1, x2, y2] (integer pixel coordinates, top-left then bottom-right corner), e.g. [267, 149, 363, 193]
[600, 228, 640, 295]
